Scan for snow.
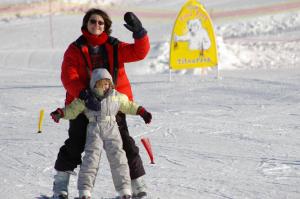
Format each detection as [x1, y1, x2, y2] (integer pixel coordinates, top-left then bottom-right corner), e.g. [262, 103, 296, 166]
[0, 0, 300, 198]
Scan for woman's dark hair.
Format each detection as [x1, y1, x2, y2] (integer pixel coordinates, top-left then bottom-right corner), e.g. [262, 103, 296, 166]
[82, 8, 112, 35]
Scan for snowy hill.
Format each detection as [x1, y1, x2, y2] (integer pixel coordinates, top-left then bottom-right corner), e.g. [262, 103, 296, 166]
[1, 1, 300, 73]
[0, 0, 299, 198]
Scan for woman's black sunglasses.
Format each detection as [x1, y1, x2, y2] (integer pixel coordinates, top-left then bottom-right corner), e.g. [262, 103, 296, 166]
[89, 19, 105, 26]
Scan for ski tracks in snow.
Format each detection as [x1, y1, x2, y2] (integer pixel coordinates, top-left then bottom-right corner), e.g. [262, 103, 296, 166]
[259, 158, 300, 177]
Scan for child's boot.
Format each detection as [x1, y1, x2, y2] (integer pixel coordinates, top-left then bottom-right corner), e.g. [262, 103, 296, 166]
[79, 190, 91, 199]
[120, 195, 132, 199]
[80, 196, 91, 199]
[131, 177, 147, 197]
[52, 194, 68, 199]
[118, 189, 132, 199]
[52, 171, 70, 199]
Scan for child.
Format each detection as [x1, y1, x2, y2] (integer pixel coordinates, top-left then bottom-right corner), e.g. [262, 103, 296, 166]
[51, 68, 152, 199]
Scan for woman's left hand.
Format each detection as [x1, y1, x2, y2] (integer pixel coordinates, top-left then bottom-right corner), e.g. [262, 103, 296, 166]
[124, 12, 147, 39]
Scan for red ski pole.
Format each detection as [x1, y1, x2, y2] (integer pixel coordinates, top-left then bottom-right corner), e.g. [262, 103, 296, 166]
[141, 137, 155, 164]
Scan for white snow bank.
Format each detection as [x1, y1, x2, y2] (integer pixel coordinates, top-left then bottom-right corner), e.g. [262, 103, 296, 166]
[0, 0, 145, 6]
[148, 11, 300, 72]
[0, 49, 63, 71]
[216, 11, 300, 70]
[216, 11, 300, 39]
[1, 10, 299, 74]
[0, 0, 45, 5]
[61, 0, 157, 5]
[62, 0, 121, 5]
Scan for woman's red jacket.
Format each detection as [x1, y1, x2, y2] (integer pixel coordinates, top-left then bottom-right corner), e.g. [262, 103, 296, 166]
[61, 35, 150, 105]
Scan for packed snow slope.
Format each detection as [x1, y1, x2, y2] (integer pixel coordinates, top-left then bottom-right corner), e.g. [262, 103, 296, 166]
[0, 0, 299, 199]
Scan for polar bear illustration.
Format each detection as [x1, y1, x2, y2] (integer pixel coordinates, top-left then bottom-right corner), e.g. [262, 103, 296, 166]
[174, 19, 211, 50]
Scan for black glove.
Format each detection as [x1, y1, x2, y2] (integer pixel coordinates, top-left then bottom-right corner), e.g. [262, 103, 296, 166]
[79, 89, 101, 111]
[124, 12, 147, 39]
[137, 106, 152, 124]
[50, 108, 64, 123]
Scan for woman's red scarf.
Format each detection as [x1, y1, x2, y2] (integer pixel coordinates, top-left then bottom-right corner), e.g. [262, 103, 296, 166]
[81, 29, 108, 46]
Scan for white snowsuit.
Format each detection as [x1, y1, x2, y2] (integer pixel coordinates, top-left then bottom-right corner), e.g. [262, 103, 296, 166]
[61, 69, 140, 197]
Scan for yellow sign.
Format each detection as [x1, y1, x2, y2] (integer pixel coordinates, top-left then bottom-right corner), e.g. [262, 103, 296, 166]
[170, 0, 218, 70]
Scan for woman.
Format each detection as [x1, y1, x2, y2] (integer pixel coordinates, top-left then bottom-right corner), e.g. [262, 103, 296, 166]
[52, 8, 150, 199]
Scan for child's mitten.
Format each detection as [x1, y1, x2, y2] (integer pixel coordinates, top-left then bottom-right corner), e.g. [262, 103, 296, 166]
[137, 106, 152, 124]
[50, 108, 64, 123]
[79, 89, 101, 111]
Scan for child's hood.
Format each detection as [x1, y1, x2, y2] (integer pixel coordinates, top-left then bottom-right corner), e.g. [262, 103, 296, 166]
[90, 68, 113, 89]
